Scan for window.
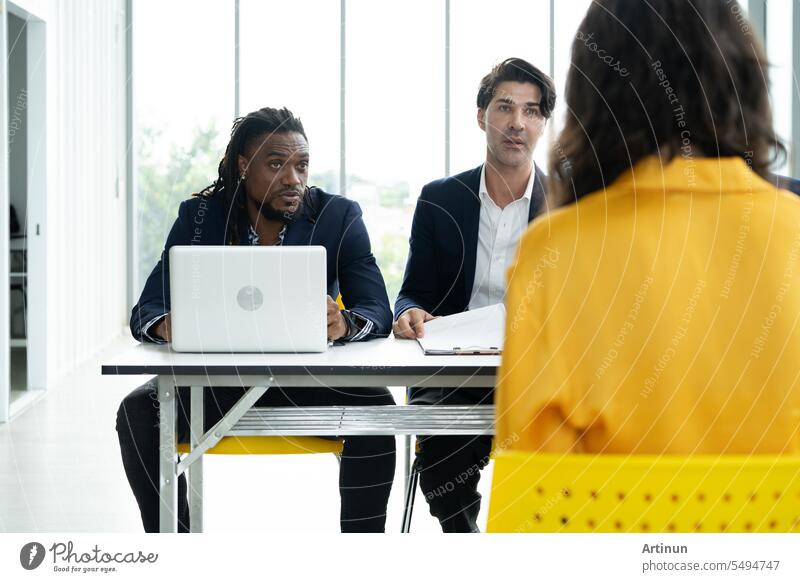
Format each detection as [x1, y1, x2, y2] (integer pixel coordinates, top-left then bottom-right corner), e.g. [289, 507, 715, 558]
[551, 0, 593, 144]
[131, 0, 798, 307]
[239, 0, 340, 193]
[766, 0, 794, 176]
[133, 0, 234, 293]
[449, 0, 551, 171]
[345, 0, 445, 302]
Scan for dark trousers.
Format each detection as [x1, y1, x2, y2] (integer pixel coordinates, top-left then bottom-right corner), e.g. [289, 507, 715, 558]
[410, 387, 493, 533]
[116, 379, 396, 533]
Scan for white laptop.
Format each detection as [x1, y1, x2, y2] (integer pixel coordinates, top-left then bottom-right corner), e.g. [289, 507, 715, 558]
[168, 246, 328, 353]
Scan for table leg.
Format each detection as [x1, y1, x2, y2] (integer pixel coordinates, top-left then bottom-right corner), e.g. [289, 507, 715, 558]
[403, 434, 411, 487]
[189, 385, 204, 533]
[158, 375, 178, 533]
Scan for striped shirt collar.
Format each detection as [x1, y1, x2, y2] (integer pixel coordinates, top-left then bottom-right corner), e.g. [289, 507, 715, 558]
[247, 224, 287, 246]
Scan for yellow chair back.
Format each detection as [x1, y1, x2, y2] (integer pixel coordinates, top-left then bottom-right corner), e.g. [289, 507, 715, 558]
[487, 451, 800, 533]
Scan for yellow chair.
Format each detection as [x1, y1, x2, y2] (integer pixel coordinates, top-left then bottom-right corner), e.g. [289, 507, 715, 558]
[173, 295, 351, 531]
[178, 436, 343, 533]
[179, 295, 348, 453]
[177, 295, 349, 500]
[177, 436, 343, 456]
[487, 451, 800, 533]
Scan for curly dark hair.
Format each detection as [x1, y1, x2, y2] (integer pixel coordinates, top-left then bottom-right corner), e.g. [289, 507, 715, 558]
[549, 0, 786, 206]
[194, 107, 307, 244]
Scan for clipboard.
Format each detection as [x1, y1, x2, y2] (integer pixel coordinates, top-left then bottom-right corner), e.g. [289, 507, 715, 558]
[420, 346, 502, 356]
[415, 304, 505, 356]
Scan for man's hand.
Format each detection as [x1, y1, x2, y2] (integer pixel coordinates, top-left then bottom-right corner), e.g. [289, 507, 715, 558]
[392, 307, 435, 339]
[327, 296, 349, 341]
[153, 314, 172, 342]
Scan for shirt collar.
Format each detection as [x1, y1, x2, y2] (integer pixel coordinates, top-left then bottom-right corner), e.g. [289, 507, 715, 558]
[247, 224, 287, 246]
[478, 162, 536, 205]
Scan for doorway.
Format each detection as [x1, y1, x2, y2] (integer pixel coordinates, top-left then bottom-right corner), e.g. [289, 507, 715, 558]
[3, 1, 46, 422]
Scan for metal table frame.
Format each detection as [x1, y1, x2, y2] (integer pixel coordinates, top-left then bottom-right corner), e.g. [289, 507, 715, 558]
[103, 340, 498, 533]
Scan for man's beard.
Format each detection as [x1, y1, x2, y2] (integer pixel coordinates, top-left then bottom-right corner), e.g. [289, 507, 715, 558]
[258, 198, 303, 225]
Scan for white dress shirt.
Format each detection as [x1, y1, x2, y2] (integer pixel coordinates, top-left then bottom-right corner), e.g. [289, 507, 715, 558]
[467, 164, 534, 310]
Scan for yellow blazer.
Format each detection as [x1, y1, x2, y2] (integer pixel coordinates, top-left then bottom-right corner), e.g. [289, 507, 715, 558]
[498, 156, 800, 454]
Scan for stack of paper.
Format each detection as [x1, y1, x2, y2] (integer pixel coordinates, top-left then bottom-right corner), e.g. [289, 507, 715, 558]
[416, 303, 506, 355]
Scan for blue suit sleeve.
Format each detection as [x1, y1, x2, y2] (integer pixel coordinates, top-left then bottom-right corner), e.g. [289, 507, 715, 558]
[394, 186, 438, 318]
[129, 200, 192, 342]
[336, 201, 392, 339]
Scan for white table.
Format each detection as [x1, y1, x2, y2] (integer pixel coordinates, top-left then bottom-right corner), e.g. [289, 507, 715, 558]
[102, 338, 499, 532]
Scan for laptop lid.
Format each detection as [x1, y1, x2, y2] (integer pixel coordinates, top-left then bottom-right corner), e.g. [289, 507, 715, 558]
[169, 245, 328, 353]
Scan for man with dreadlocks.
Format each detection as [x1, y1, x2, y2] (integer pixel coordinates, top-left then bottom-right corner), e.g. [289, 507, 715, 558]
[116, 107, 396, 533]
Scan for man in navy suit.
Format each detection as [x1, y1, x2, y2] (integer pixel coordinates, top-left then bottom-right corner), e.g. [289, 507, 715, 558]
[394, 58, 556, 532]
[117, 107, 396, 533]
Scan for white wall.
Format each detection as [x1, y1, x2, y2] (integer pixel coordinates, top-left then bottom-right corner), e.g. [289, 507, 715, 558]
[3, 0, 127, 403]
[45, 0, 127, 384]
[1, 2, 11, 422]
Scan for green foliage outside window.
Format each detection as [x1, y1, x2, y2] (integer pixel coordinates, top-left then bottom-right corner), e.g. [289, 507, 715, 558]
[136, 123, 221, 293]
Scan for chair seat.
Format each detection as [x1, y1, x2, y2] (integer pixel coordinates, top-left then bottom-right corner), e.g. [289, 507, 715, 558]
[178, 436, 343, 455]
[487, 451, 800, 533]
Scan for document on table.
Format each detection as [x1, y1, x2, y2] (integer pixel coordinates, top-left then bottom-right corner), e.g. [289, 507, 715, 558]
[416, 303, 506, 355]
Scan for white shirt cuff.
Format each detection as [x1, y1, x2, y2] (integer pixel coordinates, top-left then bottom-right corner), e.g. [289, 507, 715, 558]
[141, 312, 169, 344]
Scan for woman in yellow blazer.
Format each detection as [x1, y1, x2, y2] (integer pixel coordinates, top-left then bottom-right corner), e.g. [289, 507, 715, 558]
[498, 0, 800, 455]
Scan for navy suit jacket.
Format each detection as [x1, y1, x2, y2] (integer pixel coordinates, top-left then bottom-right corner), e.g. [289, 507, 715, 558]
[395, 164, 547, 318]
[774, 174, 800, 196]
[130, 187, 392, 342]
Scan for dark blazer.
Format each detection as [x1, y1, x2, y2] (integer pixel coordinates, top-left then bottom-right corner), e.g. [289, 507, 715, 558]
[130, 187, 392, 342]
[395, 163, 547, 318]
[774, 174, 800, 196]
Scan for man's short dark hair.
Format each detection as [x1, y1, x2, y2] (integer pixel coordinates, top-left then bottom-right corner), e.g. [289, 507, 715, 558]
[477, 58, 556, 119]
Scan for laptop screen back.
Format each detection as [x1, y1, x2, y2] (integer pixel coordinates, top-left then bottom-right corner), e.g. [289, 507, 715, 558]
[169, 246, 327, 353]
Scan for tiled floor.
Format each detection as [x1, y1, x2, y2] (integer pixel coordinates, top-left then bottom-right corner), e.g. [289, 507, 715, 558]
[0, 334, 492, 533]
